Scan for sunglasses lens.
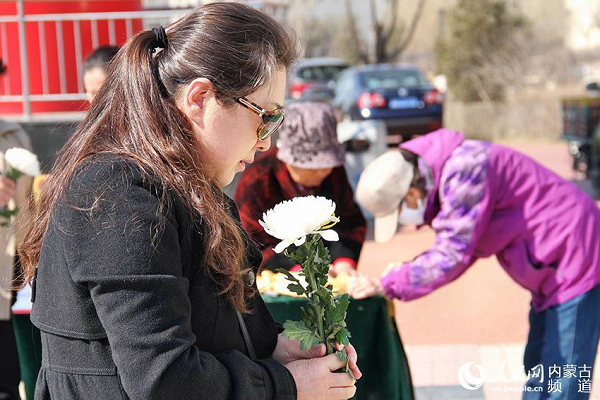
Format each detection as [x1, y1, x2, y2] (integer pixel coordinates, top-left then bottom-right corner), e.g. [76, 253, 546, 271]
[259, 111, 284, 140]
[258, 124, 270, 140]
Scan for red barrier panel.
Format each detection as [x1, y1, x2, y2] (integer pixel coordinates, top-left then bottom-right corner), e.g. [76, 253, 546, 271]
[0, 1, 143, 116]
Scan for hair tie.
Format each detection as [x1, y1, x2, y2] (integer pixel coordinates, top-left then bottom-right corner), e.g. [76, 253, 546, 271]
[152, 26, 168, 50]
[149, 26, 169, 97]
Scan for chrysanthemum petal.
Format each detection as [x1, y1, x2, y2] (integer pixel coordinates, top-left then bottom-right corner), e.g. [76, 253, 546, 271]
[274, 240, 293, 253]
[294, 236, 306, 247]
[318, 229, 339, 242]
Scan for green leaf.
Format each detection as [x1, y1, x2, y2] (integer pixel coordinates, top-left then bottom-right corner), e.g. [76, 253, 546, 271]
[335, 327, 351, 346]
[326, 324, 343, 340]
[282, 320, 321, 351]
[276, 268, 300, 284]
[312, 240, 331, 268]
[287, 283, 306, 296]
[300, 308, 315, 328]
[317, 274, 329, 287]
[286, 244, 309, 265]
[325, 294, 349, 326]
[314, 286, 331, 302]
[336, 348, 348, 362]
[5, 167, 22, 182]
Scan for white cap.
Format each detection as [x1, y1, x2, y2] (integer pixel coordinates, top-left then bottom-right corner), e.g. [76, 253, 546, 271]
[356, 150, 414, 243]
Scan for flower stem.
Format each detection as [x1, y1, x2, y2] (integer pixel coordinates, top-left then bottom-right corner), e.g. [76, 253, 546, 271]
[313, 288, 326, 348]
[305, 236, 332, 354]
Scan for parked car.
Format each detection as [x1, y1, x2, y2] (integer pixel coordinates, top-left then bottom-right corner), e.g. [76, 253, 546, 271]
[288, 57, 349, 102]
[331, 64, 443, 145]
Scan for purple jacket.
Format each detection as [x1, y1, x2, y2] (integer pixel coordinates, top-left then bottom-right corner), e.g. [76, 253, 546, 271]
[381, 129, 600, 311]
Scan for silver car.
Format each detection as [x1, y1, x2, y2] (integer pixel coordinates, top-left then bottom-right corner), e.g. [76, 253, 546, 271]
[288, 57, 349, 102]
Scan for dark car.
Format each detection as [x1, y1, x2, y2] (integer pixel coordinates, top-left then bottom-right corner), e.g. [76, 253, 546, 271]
[288, 57, 349, 102]
[331, 64, 443, 145]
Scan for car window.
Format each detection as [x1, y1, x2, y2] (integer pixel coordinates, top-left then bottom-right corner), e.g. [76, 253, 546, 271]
[298, 65, 347, 82]
[360, 69, 430, 89]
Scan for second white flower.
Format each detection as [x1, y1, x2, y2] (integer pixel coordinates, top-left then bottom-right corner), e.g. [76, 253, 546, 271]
[5, 147, 40, 177]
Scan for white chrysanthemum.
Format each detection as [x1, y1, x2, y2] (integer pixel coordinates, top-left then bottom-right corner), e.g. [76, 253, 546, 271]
[5, 148, 40, 177]
[259, 196, 340, 253]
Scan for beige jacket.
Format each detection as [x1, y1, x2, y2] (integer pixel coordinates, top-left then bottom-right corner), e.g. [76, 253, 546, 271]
[0, 120, 34, 320]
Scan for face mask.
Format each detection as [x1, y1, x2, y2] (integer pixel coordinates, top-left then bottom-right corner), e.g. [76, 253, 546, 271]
[398, 198, 425, 226]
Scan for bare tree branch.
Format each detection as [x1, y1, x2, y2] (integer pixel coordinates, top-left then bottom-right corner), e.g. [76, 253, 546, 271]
[341, 0, 426, 64]
[371, 0, 387, 63]
[345, 0, 370, 63]
[381, 0, 399, 43]
[370, 0, 379, 30]
[388, 0, 426, 60]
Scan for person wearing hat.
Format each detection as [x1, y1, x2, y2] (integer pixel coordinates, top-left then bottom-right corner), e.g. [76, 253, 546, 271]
[235, 102, 366, 274]
[348, 128, 600, 398]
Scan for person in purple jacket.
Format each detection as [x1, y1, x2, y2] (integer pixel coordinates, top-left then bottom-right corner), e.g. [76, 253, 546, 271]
[349, 129, 600, 399]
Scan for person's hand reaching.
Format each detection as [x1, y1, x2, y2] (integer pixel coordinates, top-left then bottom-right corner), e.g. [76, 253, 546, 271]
[347, 272, 384, 299]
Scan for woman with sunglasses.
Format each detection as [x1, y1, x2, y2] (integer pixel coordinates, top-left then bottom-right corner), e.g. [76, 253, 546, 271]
[18, 3, 360, 399]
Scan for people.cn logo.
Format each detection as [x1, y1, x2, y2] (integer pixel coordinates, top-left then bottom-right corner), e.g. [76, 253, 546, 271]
[458, 362, 487, 390]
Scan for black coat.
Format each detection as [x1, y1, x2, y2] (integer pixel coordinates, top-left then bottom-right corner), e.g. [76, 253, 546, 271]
[31, 156, 296, 399]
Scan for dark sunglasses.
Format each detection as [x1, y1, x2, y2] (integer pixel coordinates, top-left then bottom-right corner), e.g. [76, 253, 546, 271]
[236, 97, 285, 141]
[173, 78, 284, 141]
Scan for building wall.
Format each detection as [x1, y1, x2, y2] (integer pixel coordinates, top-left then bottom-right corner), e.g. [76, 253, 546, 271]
[565, 0, 600, 51]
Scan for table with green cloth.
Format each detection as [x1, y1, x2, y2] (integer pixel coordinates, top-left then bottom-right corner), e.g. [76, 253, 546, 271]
[264, 294, 414, 400]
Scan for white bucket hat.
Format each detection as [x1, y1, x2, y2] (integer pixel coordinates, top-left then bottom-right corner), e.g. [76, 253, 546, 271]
[356, 150, 414, 243]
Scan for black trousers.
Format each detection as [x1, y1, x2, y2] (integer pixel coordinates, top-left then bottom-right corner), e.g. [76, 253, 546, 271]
[1, 255, 22, 400]
[0, 318, 20, 400]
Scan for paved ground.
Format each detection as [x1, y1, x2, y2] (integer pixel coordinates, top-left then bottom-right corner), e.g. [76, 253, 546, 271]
[356, 140, 600, 399]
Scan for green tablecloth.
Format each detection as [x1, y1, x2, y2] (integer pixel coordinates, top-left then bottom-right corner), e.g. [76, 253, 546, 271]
[264, 295, 414, 400]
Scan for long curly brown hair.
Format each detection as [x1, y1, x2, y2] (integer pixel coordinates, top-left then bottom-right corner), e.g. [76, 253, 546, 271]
[19, 2, 298, 312]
